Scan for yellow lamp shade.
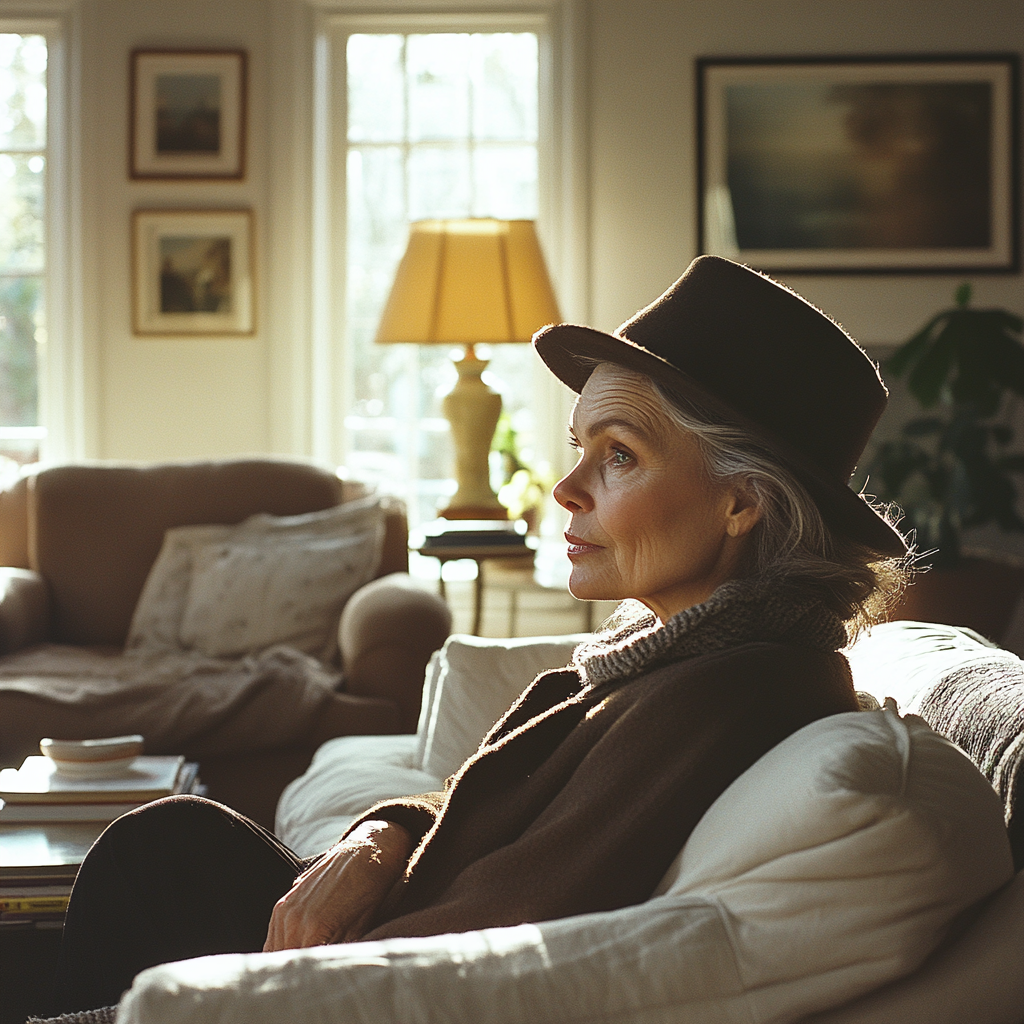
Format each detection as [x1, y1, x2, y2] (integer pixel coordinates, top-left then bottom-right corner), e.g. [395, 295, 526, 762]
[375, 218, 561, 345]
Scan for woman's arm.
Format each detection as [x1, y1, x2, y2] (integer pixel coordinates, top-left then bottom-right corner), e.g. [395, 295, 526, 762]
[264, 819, 413, 951]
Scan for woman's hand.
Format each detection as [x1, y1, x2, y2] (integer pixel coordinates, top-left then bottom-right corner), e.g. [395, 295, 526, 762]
[263, 819, 412, 951]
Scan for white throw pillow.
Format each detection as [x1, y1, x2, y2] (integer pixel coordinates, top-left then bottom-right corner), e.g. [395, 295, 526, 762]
[126, 523, 237, 653]
[128, 496, 386, 659]
[656, 705, 1015, 1022]
[420, 633, 586, 779]
[845, 619, 1011, 712]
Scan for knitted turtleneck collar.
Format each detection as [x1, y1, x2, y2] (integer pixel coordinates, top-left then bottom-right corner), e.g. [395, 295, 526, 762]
[572, 575, 848, 689]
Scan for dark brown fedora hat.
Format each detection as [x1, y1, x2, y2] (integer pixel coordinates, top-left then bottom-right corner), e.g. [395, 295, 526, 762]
[533, 254, 906, 557]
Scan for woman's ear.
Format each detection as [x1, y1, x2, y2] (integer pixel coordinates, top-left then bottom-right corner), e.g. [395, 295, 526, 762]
[723, 483, 762, 538]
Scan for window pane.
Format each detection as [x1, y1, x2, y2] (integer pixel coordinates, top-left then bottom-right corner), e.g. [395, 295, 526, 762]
[407, 34, 470, 141]
[471, 34, 537, 141]
[408, 144, 471, 219]
[0, 152, 45, 271]
[0, 32, 45, 458]
[344, 30, 540, 527]
[0, 274, 41, 427]
[472, 146, 537, 218]
[347, 35, 404, 142]
[0, 34, 46, 150]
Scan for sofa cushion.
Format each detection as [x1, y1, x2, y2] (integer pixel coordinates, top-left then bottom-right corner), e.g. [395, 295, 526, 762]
[801, 869, 1024, 1024]
[128, 496, 385, 660]
[657, 705, 1013, 1020]
[179, 500, 385, 659]
[418, 632, 585, 779]
[848, 620, 1024, 869]
[276, 734, 430, 857]
[126, 523, 236, 653]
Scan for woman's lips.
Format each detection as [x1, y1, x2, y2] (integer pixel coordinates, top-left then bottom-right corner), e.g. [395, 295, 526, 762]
[565, 533, 602, 556]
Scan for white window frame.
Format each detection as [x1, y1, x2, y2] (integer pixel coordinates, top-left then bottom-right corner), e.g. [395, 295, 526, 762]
[269, 1, 588, 495]
[0, 4, 84, 463]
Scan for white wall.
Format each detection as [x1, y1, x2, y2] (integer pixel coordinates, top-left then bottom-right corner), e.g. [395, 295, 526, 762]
[73, 0, 276, 461]
[13, 0, 1024, 461]
[588, 0, 1024, 343]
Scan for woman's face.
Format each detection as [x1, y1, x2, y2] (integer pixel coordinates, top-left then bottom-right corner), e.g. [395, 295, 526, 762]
[553, 364, 760, 622]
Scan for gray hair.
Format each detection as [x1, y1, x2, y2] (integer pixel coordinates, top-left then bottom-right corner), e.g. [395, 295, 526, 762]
[581, 361, 909, 638]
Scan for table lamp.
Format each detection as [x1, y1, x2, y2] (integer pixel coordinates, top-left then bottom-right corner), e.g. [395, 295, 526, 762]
[375, 218, 561, 519]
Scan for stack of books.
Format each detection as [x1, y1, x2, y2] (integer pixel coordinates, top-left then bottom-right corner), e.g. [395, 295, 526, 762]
[415, 518, 531, 550]
[0, 754, 200, 929]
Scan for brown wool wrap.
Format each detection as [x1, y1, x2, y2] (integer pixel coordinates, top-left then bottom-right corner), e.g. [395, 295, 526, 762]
[353, 579, 859, 943]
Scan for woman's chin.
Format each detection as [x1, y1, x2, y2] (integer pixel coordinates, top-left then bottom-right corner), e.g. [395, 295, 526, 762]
[567, 571, 616, 605]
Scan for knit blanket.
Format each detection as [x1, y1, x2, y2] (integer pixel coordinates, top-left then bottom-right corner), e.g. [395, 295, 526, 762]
[0, 643, 343, 764]
[918, 655, 1024, 867]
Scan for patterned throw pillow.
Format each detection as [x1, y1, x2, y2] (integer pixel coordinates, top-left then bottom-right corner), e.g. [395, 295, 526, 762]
[126, 496, 387, 660]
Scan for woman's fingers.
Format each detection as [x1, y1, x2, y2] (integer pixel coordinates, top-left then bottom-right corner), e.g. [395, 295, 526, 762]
[263, 820, 412, 952]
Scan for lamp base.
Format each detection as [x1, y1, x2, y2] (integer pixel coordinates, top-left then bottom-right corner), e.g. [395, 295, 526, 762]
[439, 346, 507, 520]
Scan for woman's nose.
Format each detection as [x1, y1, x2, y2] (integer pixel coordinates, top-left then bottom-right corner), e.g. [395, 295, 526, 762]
[553, 463, 591, 512]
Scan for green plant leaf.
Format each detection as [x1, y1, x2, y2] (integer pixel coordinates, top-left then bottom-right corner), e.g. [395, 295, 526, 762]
[861, 439, 934, 502]
[977, 319, 1024, 398]
[906, 323, 956, 407]
[885, 313, 946, 378]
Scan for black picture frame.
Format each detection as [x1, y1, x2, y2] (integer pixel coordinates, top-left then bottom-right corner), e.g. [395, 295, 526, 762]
[697, 54, 1020, 274]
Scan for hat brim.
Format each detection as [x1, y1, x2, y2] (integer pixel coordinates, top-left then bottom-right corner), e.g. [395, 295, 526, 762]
[534, 322, 907, 558]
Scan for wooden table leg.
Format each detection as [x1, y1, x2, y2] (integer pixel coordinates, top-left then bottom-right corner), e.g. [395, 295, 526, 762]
[472, 566, 485, 635]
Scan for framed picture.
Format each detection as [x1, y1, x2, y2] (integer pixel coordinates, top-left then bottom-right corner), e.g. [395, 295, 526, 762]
[697, 55, 1019, 273]
[130, 50, 247, 180]
[132, 209, 255, 336]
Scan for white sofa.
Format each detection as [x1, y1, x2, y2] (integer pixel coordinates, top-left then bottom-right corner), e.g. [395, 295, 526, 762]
[112, 623, 1024, 1024]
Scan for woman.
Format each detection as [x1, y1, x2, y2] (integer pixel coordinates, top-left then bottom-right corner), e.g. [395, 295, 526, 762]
[54, 255, 908, 1012]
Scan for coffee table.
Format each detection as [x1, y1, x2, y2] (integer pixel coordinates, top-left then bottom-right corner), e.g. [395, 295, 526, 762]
[0, 820, 106, 1023]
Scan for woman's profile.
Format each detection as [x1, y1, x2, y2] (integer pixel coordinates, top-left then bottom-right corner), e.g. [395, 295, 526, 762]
[54, 254, 908, 1013]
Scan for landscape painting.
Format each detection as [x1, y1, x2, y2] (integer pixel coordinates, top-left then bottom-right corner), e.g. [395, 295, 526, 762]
[155, 73, 221, 154]
[698, 56, 1018, 272]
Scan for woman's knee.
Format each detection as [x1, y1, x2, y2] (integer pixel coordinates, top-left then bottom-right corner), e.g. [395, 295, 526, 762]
[105, 793, 231, 841]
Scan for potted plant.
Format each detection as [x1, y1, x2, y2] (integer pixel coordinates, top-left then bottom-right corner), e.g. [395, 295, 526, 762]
[861, 283, 1024, 639]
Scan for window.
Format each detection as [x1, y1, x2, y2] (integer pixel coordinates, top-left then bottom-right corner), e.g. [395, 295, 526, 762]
[0, 32, 46, 466]
[330, 19, 552, 527]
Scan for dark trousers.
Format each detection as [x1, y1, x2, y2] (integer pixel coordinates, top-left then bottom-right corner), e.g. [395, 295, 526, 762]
[54, 795, 316, 1013]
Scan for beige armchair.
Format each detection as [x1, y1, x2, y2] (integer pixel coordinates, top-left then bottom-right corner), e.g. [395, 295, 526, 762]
[0, 459, 451, 826]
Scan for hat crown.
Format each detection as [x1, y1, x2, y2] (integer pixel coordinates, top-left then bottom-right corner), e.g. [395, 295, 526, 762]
[616, 256, 886, 484]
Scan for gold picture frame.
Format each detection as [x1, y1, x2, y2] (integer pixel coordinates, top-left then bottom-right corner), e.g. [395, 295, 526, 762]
[132, 209, 255, 336]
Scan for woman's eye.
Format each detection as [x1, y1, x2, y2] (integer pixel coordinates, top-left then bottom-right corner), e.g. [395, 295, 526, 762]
[610, 448, 632, 466]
